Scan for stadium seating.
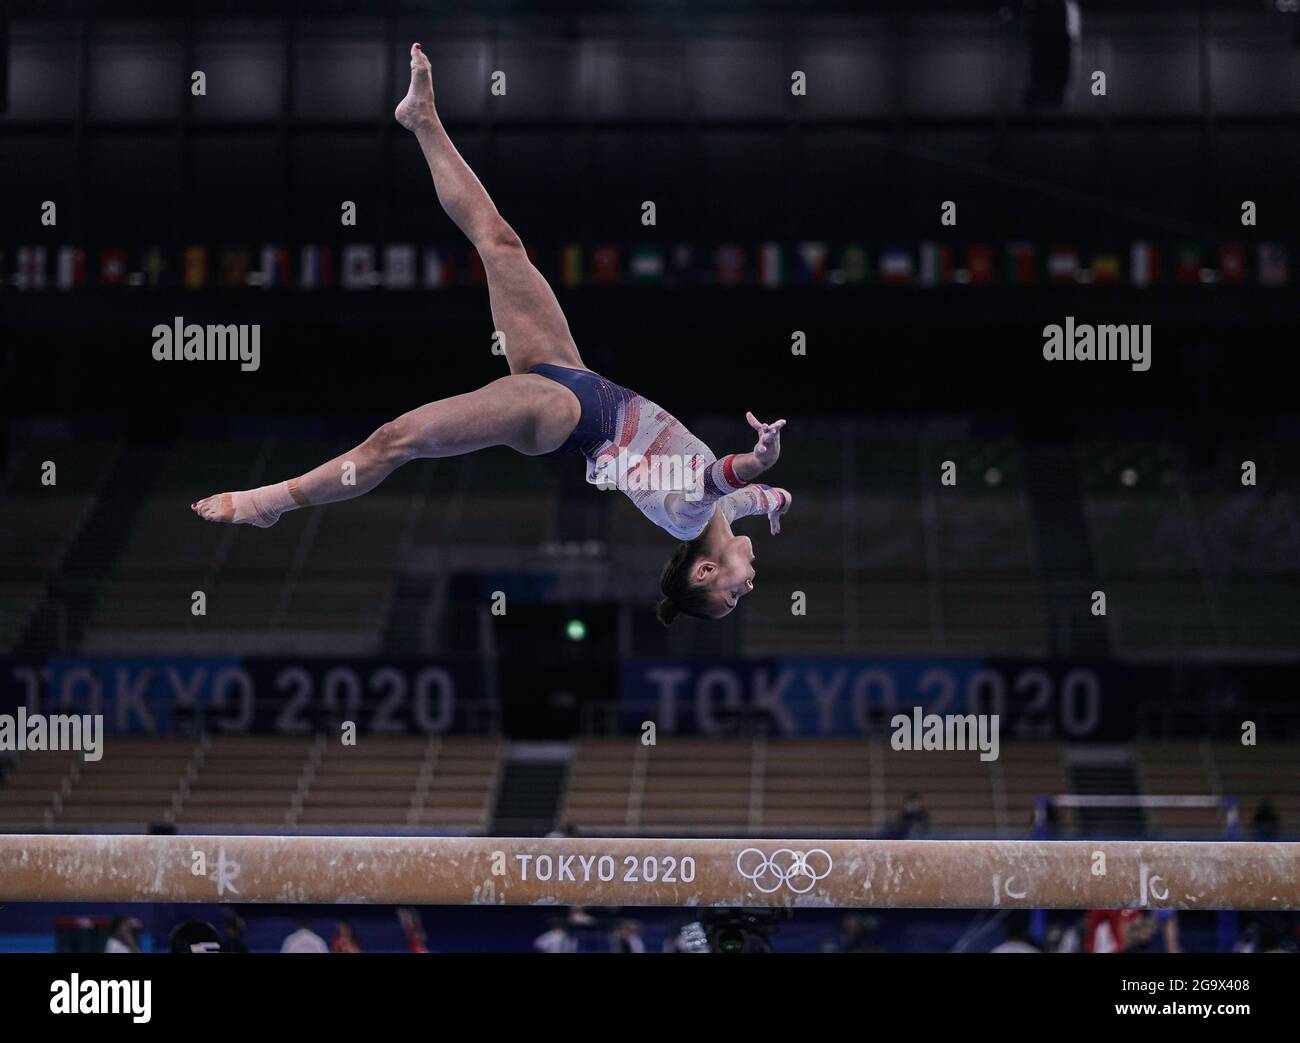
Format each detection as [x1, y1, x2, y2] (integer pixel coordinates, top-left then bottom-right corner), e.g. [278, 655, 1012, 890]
[3, 736, 1297, 840]
[3, 427, 1293, 659]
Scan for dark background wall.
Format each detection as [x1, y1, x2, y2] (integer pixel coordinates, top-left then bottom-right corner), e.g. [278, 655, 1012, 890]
[2, 0, 1297, 434]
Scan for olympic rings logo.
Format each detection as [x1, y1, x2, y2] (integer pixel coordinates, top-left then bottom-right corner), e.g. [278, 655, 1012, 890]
[735, 847, 833, 894]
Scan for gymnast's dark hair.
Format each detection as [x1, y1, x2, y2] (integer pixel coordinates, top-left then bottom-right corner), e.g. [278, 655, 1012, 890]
[656, 539, 713, 626]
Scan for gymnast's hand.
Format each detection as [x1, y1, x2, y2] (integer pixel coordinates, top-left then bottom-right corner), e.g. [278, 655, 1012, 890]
[746, 412, 786, 472]
[767, 488, 793, 535]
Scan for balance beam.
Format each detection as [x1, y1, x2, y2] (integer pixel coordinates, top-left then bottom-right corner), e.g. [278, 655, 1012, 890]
[1, 835, 1296, 909]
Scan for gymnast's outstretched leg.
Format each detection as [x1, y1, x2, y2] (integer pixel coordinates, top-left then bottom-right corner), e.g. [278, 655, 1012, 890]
[395, 41, 585, 375]
[191, 374, 579, 526]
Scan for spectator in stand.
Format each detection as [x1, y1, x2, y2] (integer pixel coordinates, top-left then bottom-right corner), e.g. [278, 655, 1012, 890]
[397, 907, 429, 952]
[221, 908, 248, 954]
[1121, 912, 1157, 953]
[1251, 798, 1280, 841]
[1046, 917, 1083, 953]
[1238, 914, 1297, 954]
[839, 913, 885, 953]
[280, 917, 329, 953]
[891, 792, 930, 838]
[533, 914, 578, 953]
[1155, 910, 1181, 953]
[103, 916, 139, 954]
[610, 919, 646, 953]
[1085, 909, 1144, 953]
[990, 913, 1040, 953]
[331, 920, 361, 953]
[169, 920, 223, 953]
[1121, 910, 1180, 953]
[1038, 799, 1061, 839]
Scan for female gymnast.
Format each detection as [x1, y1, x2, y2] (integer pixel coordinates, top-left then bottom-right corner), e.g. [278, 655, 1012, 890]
[193, 43, 792, 625]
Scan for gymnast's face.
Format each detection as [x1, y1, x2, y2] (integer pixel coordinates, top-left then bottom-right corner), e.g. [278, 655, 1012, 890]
[694, 534, 755, 618]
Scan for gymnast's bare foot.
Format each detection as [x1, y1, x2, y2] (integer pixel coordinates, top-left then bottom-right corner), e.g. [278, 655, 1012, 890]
[191, 489, 284, 528]
[189, 491, 282, 528]
[395, 43, 437, 131]
[192, 493, 236, 524]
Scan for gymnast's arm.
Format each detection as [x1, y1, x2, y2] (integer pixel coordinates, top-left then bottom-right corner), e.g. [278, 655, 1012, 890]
[728, 410, 786, 483]
[717, 483, 793, 535]
[663, 413, 789, 537]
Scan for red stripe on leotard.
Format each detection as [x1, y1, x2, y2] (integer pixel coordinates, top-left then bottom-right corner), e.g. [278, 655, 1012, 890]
[721, 454, 745, 491]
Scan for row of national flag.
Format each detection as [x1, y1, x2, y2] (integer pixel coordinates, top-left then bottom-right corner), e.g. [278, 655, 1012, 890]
[2, 241, 1292, 291]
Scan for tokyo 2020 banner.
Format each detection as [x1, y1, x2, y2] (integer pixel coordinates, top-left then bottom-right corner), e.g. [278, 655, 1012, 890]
[619, 658, 1300, 740]
[0, 657, 485, 736]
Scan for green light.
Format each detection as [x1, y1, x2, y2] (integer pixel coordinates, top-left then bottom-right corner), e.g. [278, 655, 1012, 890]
[565, 618, 587, 641]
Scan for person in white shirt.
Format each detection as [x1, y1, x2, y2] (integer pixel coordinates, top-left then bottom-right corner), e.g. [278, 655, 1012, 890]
[989, 916, 1041, 953]
[280, 919, 330, 954]
[611, 920, 646, 954]
[990, 938, 1041, 953]
[533, 916, 578, 954]
[104, 916, 138, 953]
